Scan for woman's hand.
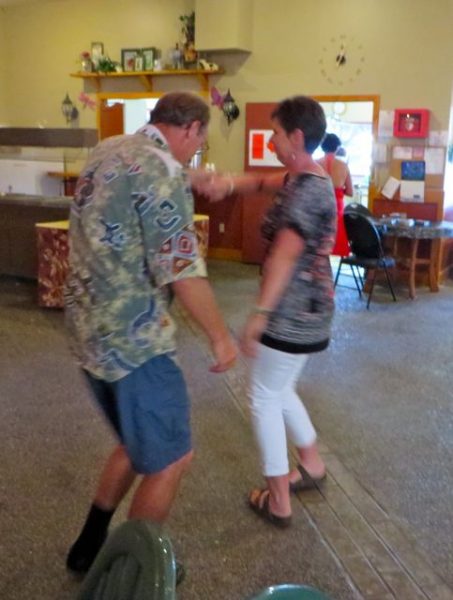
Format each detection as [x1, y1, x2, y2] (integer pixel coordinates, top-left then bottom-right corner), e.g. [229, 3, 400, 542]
[186, 167, 213, 188]
[240, 313, 268, 358]
[195, 173, 234, 202]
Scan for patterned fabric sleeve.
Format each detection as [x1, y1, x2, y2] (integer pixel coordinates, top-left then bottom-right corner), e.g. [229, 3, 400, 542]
[133, 161, 207, 288]
[284, 177, 334, 248]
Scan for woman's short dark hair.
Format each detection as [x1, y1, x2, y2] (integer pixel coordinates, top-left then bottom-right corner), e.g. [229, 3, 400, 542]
[150, 92, 210, 128]
[321, 133, 341, 153]
[271, 96, 326, 154]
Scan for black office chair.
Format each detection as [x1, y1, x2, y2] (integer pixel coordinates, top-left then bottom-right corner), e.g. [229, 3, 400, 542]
[334, 212, 397, 309]
[344, 202, 372, 217]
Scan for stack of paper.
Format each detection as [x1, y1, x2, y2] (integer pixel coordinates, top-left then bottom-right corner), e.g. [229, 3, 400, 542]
[381, 176, 400, 199]
[400, 181, 425, 202]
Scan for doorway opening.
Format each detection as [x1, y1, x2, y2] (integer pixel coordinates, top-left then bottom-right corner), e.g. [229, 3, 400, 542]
[98, 92, 210, 168]
[314, 95, 379, 208]
[105, 97, 159, 133]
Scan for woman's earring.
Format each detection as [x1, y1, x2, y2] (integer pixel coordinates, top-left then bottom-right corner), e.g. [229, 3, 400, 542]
[291, 152, 296, 161]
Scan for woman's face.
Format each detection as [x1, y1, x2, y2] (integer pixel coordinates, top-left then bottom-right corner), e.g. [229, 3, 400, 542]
[269, 118, 295, 165]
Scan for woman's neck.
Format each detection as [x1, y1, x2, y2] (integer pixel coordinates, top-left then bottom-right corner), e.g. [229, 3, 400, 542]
[288, 153, 326, 177]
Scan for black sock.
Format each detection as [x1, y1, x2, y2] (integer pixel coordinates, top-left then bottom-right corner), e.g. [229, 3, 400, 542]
[66, 504, 115, 573]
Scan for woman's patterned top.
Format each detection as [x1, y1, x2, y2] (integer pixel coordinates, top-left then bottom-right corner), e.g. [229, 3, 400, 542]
[260, 173, 336, 353]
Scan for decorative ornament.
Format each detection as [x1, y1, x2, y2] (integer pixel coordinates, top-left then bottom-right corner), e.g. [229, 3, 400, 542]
[210, 87, 240, 125]
[78, 92, 97, 111]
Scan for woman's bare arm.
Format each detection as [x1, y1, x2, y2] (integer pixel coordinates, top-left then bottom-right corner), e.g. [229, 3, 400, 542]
[194, 171, 285, 201]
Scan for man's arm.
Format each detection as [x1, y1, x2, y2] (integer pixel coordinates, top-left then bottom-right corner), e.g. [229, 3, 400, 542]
[171, 277, 238, 372]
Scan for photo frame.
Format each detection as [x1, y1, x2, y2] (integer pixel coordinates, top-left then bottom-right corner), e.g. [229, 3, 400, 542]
[91, 41, 104, 62]
[121, 48, 140, 72]
[393, 109, 430, 139]
[142, 47, 155, 71]
[401, 160, 425, 181]
[134, 54, 144, 71]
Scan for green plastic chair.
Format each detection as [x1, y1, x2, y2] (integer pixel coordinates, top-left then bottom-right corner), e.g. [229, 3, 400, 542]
[249, 583, 332, 599]
[76, 519, 176, 600]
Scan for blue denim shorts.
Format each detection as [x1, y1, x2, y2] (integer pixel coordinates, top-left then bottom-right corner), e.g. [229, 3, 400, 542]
[84, 353, 191, 475]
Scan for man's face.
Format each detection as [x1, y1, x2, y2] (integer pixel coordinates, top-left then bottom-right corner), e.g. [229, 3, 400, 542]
[179, 121, 208, 164]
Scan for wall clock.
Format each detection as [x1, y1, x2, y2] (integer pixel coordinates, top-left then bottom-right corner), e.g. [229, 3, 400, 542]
[319, 35, 365, 86]
[333, 101, 347, 116]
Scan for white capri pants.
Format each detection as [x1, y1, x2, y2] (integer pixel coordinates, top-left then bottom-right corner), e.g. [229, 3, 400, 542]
[248, 343, 317, 477]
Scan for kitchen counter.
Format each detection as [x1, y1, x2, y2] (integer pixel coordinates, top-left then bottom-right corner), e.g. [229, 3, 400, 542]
[0, 193, 72, 208]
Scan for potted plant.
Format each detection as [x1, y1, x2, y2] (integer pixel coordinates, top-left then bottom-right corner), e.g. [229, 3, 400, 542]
[179, 11, 197, 66]
[79, 51, 93, 73]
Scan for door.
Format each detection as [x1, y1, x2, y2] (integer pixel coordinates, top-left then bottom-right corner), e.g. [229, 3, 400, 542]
[99, 101, 124, 140]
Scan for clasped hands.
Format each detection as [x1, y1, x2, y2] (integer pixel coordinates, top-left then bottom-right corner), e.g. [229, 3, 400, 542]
[188, 168, 235, 202]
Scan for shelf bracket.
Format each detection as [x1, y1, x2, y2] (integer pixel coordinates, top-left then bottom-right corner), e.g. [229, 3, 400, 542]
[139, 75, 153, 92]
[196, 73, 209, 92]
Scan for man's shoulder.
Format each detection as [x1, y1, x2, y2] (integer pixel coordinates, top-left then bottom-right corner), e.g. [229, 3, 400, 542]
[89, 133, 179, 176]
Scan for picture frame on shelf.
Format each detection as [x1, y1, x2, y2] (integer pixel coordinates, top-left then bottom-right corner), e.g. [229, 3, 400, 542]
[134, 53, 144, 71]
[121, 48, 140, 72]
[91, 41, 104, 64]
[142, 47, 155, 71]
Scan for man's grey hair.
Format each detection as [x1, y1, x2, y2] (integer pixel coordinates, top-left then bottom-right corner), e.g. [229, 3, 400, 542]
[150, 92, 210, 128]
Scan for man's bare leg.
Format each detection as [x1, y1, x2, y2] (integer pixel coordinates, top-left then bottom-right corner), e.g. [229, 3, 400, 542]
[66, 444, 136, 573]
[128, 450, 193, 522]
[67, 448, 193, 572]
[94, 444, 137, 509]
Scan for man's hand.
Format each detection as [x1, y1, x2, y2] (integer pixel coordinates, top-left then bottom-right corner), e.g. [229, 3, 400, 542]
[209, 333, 238, 372]
[171, 277, 238, 373]
[195, 173, 233, 202]
[186, 167, 213, 188]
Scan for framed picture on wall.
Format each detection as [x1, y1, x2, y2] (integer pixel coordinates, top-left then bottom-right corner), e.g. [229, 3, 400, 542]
[393, 109, 430, 138]
[121, 48, 140, 72]
[142, 47, 155, 71]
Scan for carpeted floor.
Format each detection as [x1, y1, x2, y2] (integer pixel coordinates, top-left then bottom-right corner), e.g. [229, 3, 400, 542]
[1, 261, 452, 599]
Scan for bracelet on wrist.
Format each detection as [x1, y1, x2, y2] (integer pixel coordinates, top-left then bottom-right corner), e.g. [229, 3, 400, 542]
[252, 306, 272, 316]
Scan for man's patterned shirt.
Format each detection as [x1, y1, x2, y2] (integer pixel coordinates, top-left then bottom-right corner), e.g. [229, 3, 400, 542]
[65, 125, 207, 382]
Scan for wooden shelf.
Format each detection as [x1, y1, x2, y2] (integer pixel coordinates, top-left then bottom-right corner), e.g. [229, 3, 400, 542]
[70, 68, 223, 92]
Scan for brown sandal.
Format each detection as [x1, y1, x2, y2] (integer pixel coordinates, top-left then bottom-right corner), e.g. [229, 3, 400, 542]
[248, 489, 292, 529]
[289, 464, 326, 494]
